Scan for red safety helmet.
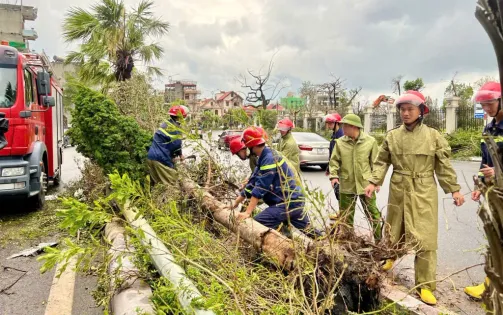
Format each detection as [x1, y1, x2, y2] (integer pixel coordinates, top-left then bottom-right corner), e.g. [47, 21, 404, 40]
[404, 90, 429, 115]
[169, 105, 188, 118]
[229, 137, 246, 155]
[242, 126, 267, 148]
[323, 113, 342, 123]
[395, 93, 430, 115]
[277, 118, 294, 131]
[474, 81, 501, 103]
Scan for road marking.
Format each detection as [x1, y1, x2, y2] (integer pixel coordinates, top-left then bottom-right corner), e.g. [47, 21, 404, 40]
[44, 256, 77, 315]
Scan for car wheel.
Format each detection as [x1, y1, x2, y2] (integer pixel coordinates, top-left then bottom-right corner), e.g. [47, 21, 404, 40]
[27, 164, 47, 210]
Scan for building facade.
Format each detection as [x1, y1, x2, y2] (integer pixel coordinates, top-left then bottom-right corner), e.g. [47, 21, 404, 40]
[164, 80, 200, 114]
[200, 91, 244, 116]
[0, 3, 38, 50]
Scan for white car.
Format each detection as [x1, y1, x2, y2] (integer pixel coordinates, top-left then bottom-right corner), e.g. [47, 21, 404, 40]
[274, 132, 330, 169]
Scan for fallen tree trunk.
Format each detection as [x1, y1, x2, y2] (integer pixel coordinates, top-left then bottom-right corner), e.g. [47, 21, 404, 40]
[180, 179, 381, 312]
[122, 201, 215, 315]
[104, 219, 155, 315]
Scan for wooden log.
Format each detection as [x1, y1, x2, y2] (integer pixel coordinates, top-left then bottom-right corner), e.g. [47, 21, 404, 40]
[182, 180, 297, 270]
[180, 179, 381, 312]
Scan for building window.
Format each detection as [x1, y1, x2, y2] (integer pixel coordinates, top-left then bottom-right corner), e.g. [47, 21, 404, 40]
[233, 102, 238, 107]
[226, 101, 229, 107]
[215, 110, 218, 115]
[184, 94, 190, 100]
[24, 69, 34, 107]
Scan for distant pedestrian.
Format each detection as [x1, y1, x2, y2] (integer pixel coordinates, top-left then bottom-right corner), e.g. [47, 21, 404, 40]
[324, 113, 343, 200]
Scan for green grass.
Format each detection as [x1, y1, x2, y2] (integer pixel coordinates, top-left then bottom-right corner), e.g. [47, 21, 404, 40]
[0, 200, 64, 246]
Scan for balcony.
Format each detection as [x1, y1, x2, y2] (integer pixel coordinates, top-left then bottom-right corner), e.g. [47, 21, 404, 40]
[0, 4, 38, 21]
[22, 29, 38, 40]
[184, 89, 200, 94]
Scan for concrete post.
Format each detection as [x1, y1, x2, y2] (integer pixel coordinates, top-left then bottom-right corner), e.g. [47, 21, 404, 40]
[445, 96, 460, 134]
[303, 113, 308, 130]
[386, 104, 396, 131]
[315, 117, 321, 132]
[364, 106, 373, 134]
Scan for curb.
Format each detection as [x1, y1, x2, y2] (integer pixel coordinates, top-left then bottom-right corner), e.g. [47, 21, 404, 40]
[381, 280, 457, 315]
[105, 219, 155, 315]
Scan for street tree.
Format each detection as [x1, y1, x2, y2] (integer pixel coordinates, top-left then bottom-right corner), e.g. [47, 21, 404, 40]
[391, 75, 404, 95]
[444, 82, 474, 107]
[318, 74, 344, 110]
[63, 0, 169, 86]
[474, 75, 497, 89]
[403, 78, 425, 91]
[237, 54, 288, 109]
[299, 81, 319, 118]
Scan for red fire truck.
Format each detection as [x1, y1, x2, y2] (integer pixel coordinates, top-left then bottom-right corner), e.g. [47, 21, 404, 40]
[0, 43, 64, 209]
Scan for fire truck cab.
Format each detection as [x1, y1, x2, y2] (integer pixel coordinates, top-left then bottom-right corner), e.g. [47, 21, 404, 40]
[0, 44, 64, 209]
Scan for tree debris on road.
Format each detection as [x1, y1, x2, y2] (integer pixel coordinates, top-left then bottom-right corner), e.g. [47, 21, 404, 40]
[7, 242, 58, 260]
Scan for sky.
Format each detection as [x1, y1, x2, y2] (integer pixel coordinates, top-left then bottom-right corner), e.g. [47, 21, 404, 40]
[11, 0, 500, 105]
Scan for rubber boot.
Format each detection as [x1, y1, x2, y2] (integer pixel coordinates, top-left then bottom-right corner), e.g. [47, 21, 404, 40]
[464, 277, 489, 299]
[382, 259, 395, 271]
[419, 289, 437, 305]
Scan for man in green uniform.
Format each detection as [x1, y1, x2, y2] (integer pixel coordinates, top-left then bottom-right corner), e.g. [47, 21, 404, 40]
[276, 118, 301, 174]
[364, 91, 465, 305]
[329, 114, 381, 241]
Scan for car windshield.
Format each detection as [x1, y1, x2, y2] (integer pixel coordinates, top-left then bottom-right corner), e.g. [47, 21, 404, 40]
[292, 132, 327, 142]
[0, 66, 17, 108]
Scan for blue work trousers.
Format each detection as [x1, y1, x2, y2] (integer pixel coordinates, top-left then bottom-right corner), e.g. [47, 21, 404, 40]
[254, 202, 309, 230]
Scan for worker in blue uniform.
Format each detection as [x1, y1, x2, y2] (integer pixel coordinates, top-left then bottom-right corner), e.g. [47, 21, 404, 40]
[229, 126, 311, 232]
[465, 81, 503, 299]
[147, 105, 188, 185]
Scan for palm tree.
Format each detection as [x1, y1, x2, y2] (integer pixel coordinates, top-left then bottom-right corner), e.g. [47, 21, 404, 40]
[63, 0, 169, 85]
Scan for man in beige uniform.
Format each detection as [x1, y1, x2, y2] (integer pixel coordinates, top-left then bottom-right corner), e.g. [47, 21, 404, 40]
[365, 91, 465, 305]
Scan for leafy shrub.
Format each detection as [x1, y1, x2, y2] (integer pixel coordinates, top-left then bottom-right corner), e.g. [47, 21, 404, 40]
[68, 86, 152, 181]
[254, 109, 278, 130]
[446, 129, 482, 159]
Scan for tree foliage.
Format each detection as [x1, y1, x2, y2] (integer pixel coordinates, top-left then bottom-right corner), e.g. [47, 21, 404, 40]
[68, 85, 152, 181]
[444, 82, 474, 108]
[222, 108, 252, 128]
[403, 78, 425, 91]
[200, 111, 222, 129]
[108, 73, 166, 132]
[63, 0, 169, 86]
[254, 109, 278, 131]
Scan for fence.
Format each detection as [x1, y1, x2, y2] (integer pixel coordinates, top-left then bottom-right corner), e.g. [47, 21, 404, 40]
[393, 107, 446, 130]
[456, 106, 485, 131]
[370, 113, 387, 133]
[424, 107, 446, 130]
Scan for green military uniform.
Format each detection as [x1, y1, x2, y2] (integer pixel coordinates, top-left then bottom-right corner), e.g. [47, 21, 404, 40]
[329, 115, 381, 240]
[369, 123, 461, 291]
[278, 132, 301, 174]
[147, 159, 178, 185]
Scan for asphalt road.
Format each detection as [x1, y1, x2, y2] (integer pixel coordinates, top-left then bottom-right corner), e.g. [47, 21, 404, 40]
[0, 147, 101, 315]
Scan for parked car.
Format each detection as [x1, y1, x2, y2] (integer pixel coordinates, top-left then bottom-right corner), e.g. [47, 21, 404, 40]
[274, 132, 330, 169]
[218, 130, 242, 150]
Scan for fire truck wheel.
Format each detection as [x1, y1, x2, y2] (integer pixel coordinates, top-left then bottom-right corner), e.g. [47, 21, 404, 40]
[28, 164, 47, 210]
